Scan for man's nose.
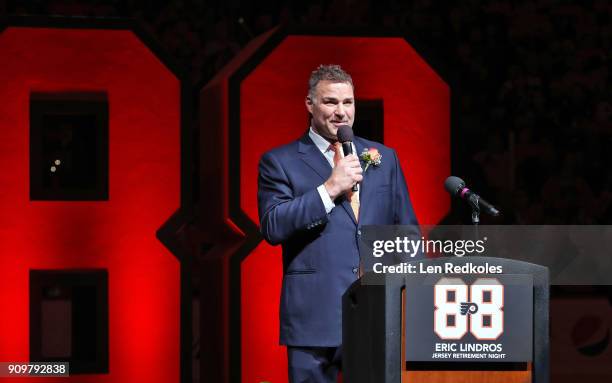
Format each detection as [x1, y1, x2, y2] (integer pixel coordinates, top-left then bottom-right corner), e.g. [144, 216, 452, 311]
[335, 104, 345, 117]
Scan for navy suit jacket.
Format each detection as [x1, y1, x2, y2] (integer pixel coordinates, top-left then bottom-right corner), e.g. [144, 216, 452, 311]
[258, 132, 418, 346]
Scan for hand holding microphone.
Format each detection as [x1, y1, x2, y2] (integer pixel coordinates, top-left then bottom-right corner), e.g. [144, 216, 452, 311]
[324, 125, 362, 200]
[337, 125, 359, 193]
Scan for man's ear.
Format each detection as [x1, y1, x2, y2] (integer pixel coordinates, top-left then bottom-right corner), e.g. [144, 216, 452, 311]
[305, 96, 313, 114]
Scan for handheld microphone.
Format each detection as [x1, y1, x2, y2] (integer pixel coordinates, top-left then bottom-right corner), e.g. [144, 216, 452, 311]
[337, 125, 358, 192]
[444, 176, 500, 216]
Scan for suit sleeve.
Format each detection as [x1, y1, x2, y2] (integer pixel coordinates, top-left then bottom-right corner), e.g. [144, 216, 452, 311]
[258, 151, 329, 245]
[392, 149, 419, 226]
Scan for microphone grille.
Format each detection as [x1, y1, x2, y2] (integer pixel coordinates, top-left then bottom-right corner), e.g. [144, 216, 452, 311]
[337, 125, 354, 143]
[444, 176, 465, 195]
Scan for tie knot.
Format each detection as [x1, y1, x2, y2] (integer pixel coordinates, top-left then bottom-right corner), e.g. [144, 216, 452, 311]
[330, 142, 342, 152]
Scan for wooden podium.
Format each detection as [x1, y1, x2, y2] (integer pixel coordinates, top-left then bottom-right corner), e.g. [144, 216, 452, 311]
[343, 256, 549, 383]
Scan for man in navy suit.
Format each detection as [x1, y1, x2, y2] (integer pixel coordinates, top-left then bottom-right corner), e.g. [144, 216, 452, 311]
[258, 64, 418, 382]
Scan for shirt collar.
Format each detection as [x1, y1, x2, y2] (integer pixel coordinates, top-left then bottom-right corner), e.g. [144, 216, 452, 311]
[308, 127, 334, 153]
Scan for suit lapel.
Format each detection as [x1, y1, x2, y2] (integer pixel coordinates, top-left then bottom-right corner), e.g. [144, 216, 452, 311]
[298, 134, 332, 182]
[354, 137, 375, 224]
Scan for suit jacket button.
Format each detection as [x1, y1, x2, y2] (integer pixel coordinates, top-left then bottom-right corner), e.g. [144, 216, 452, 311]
[352, 267, 358, 274]
[357, 230, 361, 236]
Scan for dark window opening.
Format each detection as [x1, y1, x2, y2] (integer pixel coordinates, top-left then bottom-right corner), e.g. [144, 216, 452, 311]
[30, 269, 108, 374]
[30, 93, 108, 200]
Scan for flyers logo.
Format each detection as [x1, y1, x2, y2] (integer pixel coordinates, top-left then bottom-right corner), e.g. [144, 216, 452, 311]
[434, 278, 504, 341]
[460, 302, 479, 315]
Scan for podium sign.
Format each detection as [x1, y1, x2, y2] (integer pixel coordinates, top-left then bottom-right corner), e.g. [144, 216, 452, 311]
[343, 255, 548, 383]
[405, 274, 533, 363]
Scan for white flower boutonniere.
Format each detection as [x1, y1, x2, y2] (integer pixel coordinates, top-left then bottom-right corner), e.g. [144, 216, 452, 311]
[360, 147, 382, 172]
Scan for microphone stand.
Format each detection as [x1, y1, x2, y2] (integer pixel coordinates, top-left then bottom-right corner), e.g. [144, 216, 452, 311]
[467, 194, 481, 249]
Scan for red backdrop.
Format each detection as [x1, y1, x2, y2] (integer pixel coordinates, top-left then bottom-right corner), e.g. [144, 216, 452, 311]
[236, 36, 450, 382]
[0, 27, 181, 382]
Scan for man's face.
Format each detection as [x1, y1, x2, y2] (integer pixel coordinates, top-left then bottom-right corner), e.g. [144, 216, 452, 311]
[306, 80, 355, 141]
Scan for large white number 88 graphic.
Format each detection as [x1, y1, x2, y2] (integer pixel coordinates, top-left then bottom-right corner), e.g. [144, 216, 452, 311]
[434, 278, 504, 340]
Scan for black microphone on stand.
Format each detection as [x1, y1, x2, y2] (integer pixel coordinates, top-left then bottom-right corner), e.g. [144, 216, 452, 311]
[337, 125, 358, 192]
[444, 176, 501, 217]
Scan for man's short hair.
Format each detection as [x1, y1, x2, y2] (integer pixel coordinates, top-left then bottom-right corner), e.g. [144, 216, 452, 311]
[308, 64, 354, 100]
